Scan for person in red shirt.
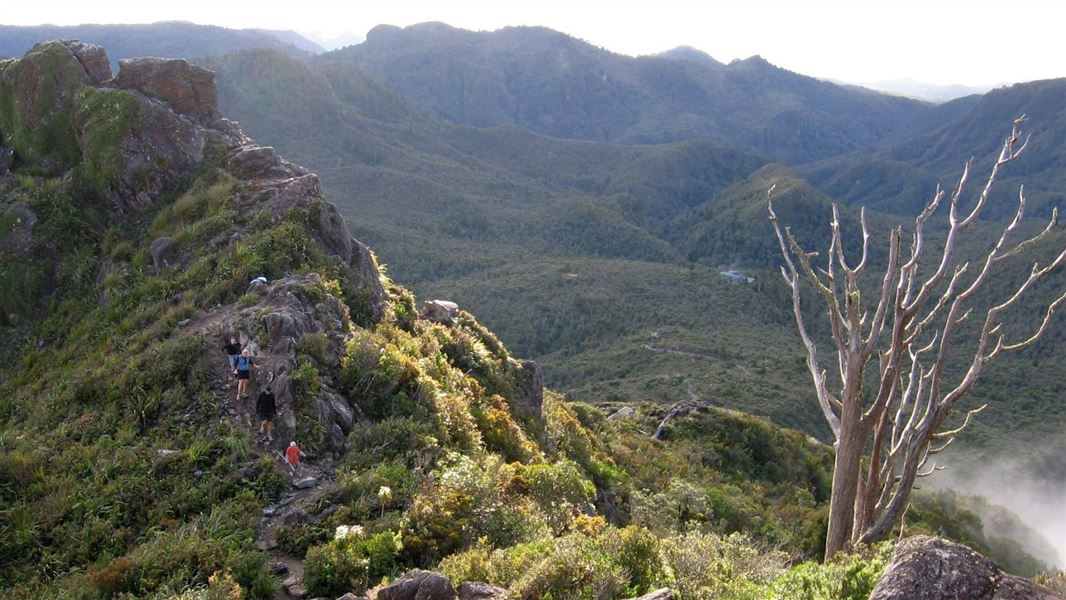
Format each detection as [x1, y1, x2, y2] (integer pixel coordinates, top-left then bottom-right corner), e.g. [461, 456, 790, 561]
[285, 441, 303, 471]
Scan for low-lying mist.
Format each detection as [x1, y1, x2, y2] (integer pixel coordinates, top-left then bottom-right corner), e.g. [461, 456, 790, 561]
[931, 450, 1066, 570]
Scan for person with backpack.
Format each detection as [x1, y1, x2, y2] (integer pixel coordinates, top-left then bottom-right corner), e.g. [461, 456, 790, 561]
[257, 386, 276, 442]
[234, 348, 256, 401]
[222, 336, 241, 370]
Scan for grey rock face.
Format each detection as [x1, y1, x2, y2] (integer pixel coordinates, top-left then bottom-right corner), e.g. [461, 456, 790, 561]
[624, 589, 674, 600]
[377, 570, 456, 600]
[457, 581, 508, 599]
[112, 57, 219, 122]
[61, 40, 113, 84]
[422, 300, 459, 324]
[870, 536, 1064, 600]
[149, 237, 188, 271]
[514, 360, 544, 423]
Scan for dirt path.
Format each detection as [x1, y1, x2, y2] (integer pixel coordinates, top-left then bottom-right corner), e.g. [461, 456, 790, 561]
[200, 340, 336, 600]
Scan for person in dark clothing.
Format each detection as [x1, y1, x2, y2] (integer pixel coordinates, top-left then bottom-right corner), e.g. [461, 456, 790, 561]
[257, 386, 276, 442]
[222, 337, 241, 369]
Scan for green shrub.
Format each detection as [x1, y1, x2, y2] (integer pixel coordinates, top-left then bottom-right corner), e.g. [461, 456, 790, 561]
[403, 453, 547, 564]
[303, 529, 403, 597]
[519, 461, 596, 534]
[770, 543, 893, 600]
[508, 526, 661, 600]
[632, 479, 711, 534]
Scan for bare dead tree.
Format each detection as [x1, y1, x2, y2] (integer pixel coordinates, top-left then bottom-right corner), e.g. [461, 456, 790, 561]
[768, 117, 1066, 559]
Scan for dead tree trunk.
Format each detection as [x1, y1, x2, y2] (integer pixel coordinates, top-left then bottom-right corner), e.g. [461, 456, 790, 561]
[769, 118, 1066, 559]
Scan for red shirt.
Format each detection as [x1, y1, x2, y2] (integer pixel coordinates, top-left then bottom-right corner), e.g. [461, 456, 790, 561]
[285, 446, 301, 465]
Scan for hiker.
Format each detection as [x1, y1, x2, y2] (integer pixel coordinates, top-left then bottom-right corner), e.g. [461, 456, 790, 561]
[257, 386, 276, 442]
[222, 336, 241, 370]
[234, 348, 256, 401]
[285, 441, 303, 472]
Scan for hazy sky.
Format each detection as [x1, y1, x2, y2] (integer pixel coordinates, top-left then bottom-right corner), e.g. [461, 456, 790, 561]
[3, 0, 1065, 86]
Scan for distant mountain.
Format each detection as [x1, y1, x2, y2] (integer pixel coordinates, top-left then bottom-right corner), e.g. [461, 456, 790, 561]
[804, 78, 1066, 219]
[328, 22, 951, 164]
[253, 28, 325, 54]
[0, 21, 318, 67]
[859, 78, 992, 102]
[656, 45, 724, 68]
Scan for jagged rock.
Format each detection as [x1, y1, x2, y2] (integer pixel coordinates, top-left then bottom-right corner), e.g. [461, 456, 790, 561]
[457, 581, 508, 599]
[0, 147, 13, 173]
[155, 449, 179, 458]
[227, 145, 300, 180]
[0, 41, 102, 172]
[111, 57, 219, 122]
[624, 589, 673, 600]
[285, 579, 307, 599]
[281, 507, 310, 525]
[869, 536, 1064, 600]
[70, 86, 209, 212]
[336, 594, 370, 600]
[422, 300, 459, 324]
[61, 40, 113, 84]
[0, 204, 37, 253]
[149, 237, 188, 271]
[271, 562, 289, 575]
[293, 476, 317, 490]
[608, 406, 637, 420]
[514, 360, 544, 423]
[377, 570, 456, 600]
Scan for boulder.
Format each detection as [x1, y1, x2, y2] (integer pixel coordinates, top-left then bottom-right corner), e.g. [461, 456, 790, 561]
[149, 237, 189, 271]
[111, 57, 219, 122]
[870, 536, 1064, 600]
[70, 85, 208, 212]
[281, 507, 310, 525]
[608, 406, 637, 420]
[624, 589, 674, 600]
[377, 570, 456, 600]
[422, 300, 459, 324]
[226, 145, 299, 180]
[1, 41, 101, 172]
[293, 477, 317, 490]
[0, 146, 13, 174]
[457, 581, 508, 599]
[336, 595, 370, 600]
[62, 40, 113, 84]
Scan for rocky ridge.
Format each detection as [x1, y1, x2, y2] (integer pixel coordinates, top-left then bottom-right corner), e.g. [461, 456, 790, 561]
[0, 39, 390, 452]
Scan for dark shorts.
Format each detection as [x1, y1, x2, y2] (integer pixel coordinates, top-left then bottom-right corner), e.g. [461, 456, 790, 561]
[258, 410, 275, 422]
[237, 369, 251, 380]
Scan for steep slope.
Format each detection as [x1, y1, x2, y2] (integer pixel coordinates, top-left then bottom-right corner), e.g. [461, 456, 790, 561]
[0, 21, 317, 67]
[331, 22, 941, 163]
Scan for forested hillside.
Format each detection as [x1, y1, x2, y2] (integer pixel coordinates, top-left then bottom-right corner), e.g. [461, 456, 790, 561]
[330, 22, 948, 163]
[4, 21, 1066, 590]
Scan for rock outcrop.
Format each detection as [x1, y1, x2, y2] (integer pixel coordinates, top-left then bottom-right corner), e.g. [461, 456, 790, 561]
[111, 57, 219, 122]
[513, 359, 545, 423]
[210, 274, 363, 454]
[376, 570, 456, 600]
[0, 39, 386, 324]
[457, 582, 508, 600]
[870, 536, 1064, 600]
[624, 589, 674, 600]
[422, 300, 459, 324]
